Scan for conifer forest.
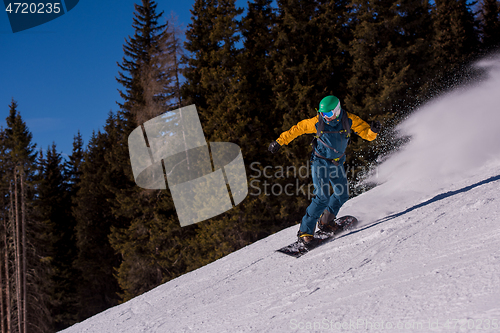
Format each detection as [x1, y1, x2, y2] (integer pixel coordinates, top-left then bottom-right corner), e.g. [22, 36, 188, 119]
[1, 0, 499, 331]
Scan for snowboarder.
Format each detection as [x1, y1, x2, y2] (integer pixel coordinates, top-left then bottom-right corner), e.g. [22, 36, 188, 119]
[268, 95, 381, 246]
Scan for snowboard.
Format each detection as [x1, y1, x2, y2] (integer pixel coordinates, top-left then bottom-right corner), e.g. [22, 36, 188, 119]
[276, 215, 358, 258]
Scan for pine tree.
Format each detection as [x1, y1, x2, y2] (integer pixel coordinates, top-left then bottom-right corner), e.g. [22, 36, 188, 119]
[182, 0, 216, 110]
[343, 0, 435, 181]
[272, 0, 340, 122]
[239, 0, 278, 150]
[431, 0, 479, 75]
[2, 100, 51, 333]
[4, 100, 37, 171]
[72, 118, 123, 320]
[230, 0, 297, 237]
[6, 101, 35, 333]
[55, 132, 84, 328]
[33, 143, 79, 330]
[162, 15, 185, 109]
[240, 0, 276, 112]
[116, 0, 170, 129]
[107, 0, 189, 302]
[183, 0, 243, 126]
[108, 189, 188, 302]
[346, 0, 434, 117]
[65, 132, 84, 199]
[0, 126, 10, 333]
[480, 0, 500, 52]
[181, 0, 262, 266]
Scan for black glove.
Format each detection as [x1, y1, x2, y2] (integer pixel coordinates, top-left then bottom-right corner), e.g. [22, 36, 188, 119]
[370, 121, 382, 133]
[268, 141, 281, 154]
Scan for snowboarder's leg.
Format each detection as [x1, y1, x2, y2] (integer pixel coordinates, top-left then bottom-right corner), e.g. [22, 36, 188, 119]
[299, 159, 331, 235]
[327, 164, 349, 217]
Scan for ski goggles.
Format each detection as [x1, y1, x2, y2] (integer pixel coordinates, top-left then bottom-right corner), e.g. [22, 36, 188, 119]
[321, 103, 341, 119]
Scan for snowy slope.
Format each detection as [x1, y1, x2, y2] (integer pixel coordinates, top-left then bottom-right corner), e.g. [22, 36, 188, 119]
[60, 57, 500, 333]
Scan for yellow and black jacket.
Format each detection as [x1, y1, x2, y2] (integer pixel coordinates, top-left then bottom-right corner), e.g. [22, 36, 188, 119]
[276, 110, 377, 163]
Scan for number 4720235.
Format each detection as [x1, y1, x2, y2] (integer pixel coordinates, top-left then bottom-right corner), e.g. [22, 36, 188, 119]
[443, 319, 498, 330]
[5, 2, 62, 14]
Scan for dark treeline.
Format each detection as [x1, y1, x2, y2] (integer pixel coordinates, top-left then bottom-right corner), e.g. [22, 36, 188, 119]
[1, 0, 499, 331]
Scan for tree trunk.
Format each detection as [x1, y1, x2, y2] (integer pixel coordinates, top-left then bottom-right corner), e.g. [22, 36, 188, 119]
[5, 184, 12, 333]
[3, 227, 11, 333]
[0, 217, 4, 333]
[14, 168, 23, 333]
[173, 36, 182, 107]
[21, 169, 27, 333]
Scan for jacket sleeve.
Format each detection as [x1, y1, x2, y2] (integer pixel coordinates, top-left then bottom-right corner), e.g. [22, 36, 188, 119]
[347, 112, 378, 141]
[276, 116, 318, 146]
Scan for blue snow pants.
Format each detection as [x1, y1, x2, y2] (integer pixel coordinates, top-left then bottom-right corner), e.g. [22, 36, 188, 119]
[299, 156, 350, 235]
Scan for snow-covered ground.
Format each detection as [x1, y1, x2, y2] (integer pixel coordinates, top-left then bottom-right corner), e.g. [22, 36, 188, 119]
[61, 56, 500, 333]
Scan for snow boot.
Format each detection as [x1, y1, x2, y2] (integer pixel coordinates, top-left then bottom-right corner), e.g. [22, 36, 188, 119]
[297, 230, 319, 248]
[317, 210, 340, 233]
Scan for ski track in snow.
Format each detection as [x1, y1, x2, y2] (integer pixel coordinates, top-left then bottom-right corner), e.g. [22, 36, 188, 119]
[60, 57, 500, 333]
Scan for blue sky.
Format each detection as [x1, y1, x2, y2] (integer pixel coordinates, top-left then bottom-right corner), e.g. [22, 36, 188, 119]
[1, 1, 245, 158]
